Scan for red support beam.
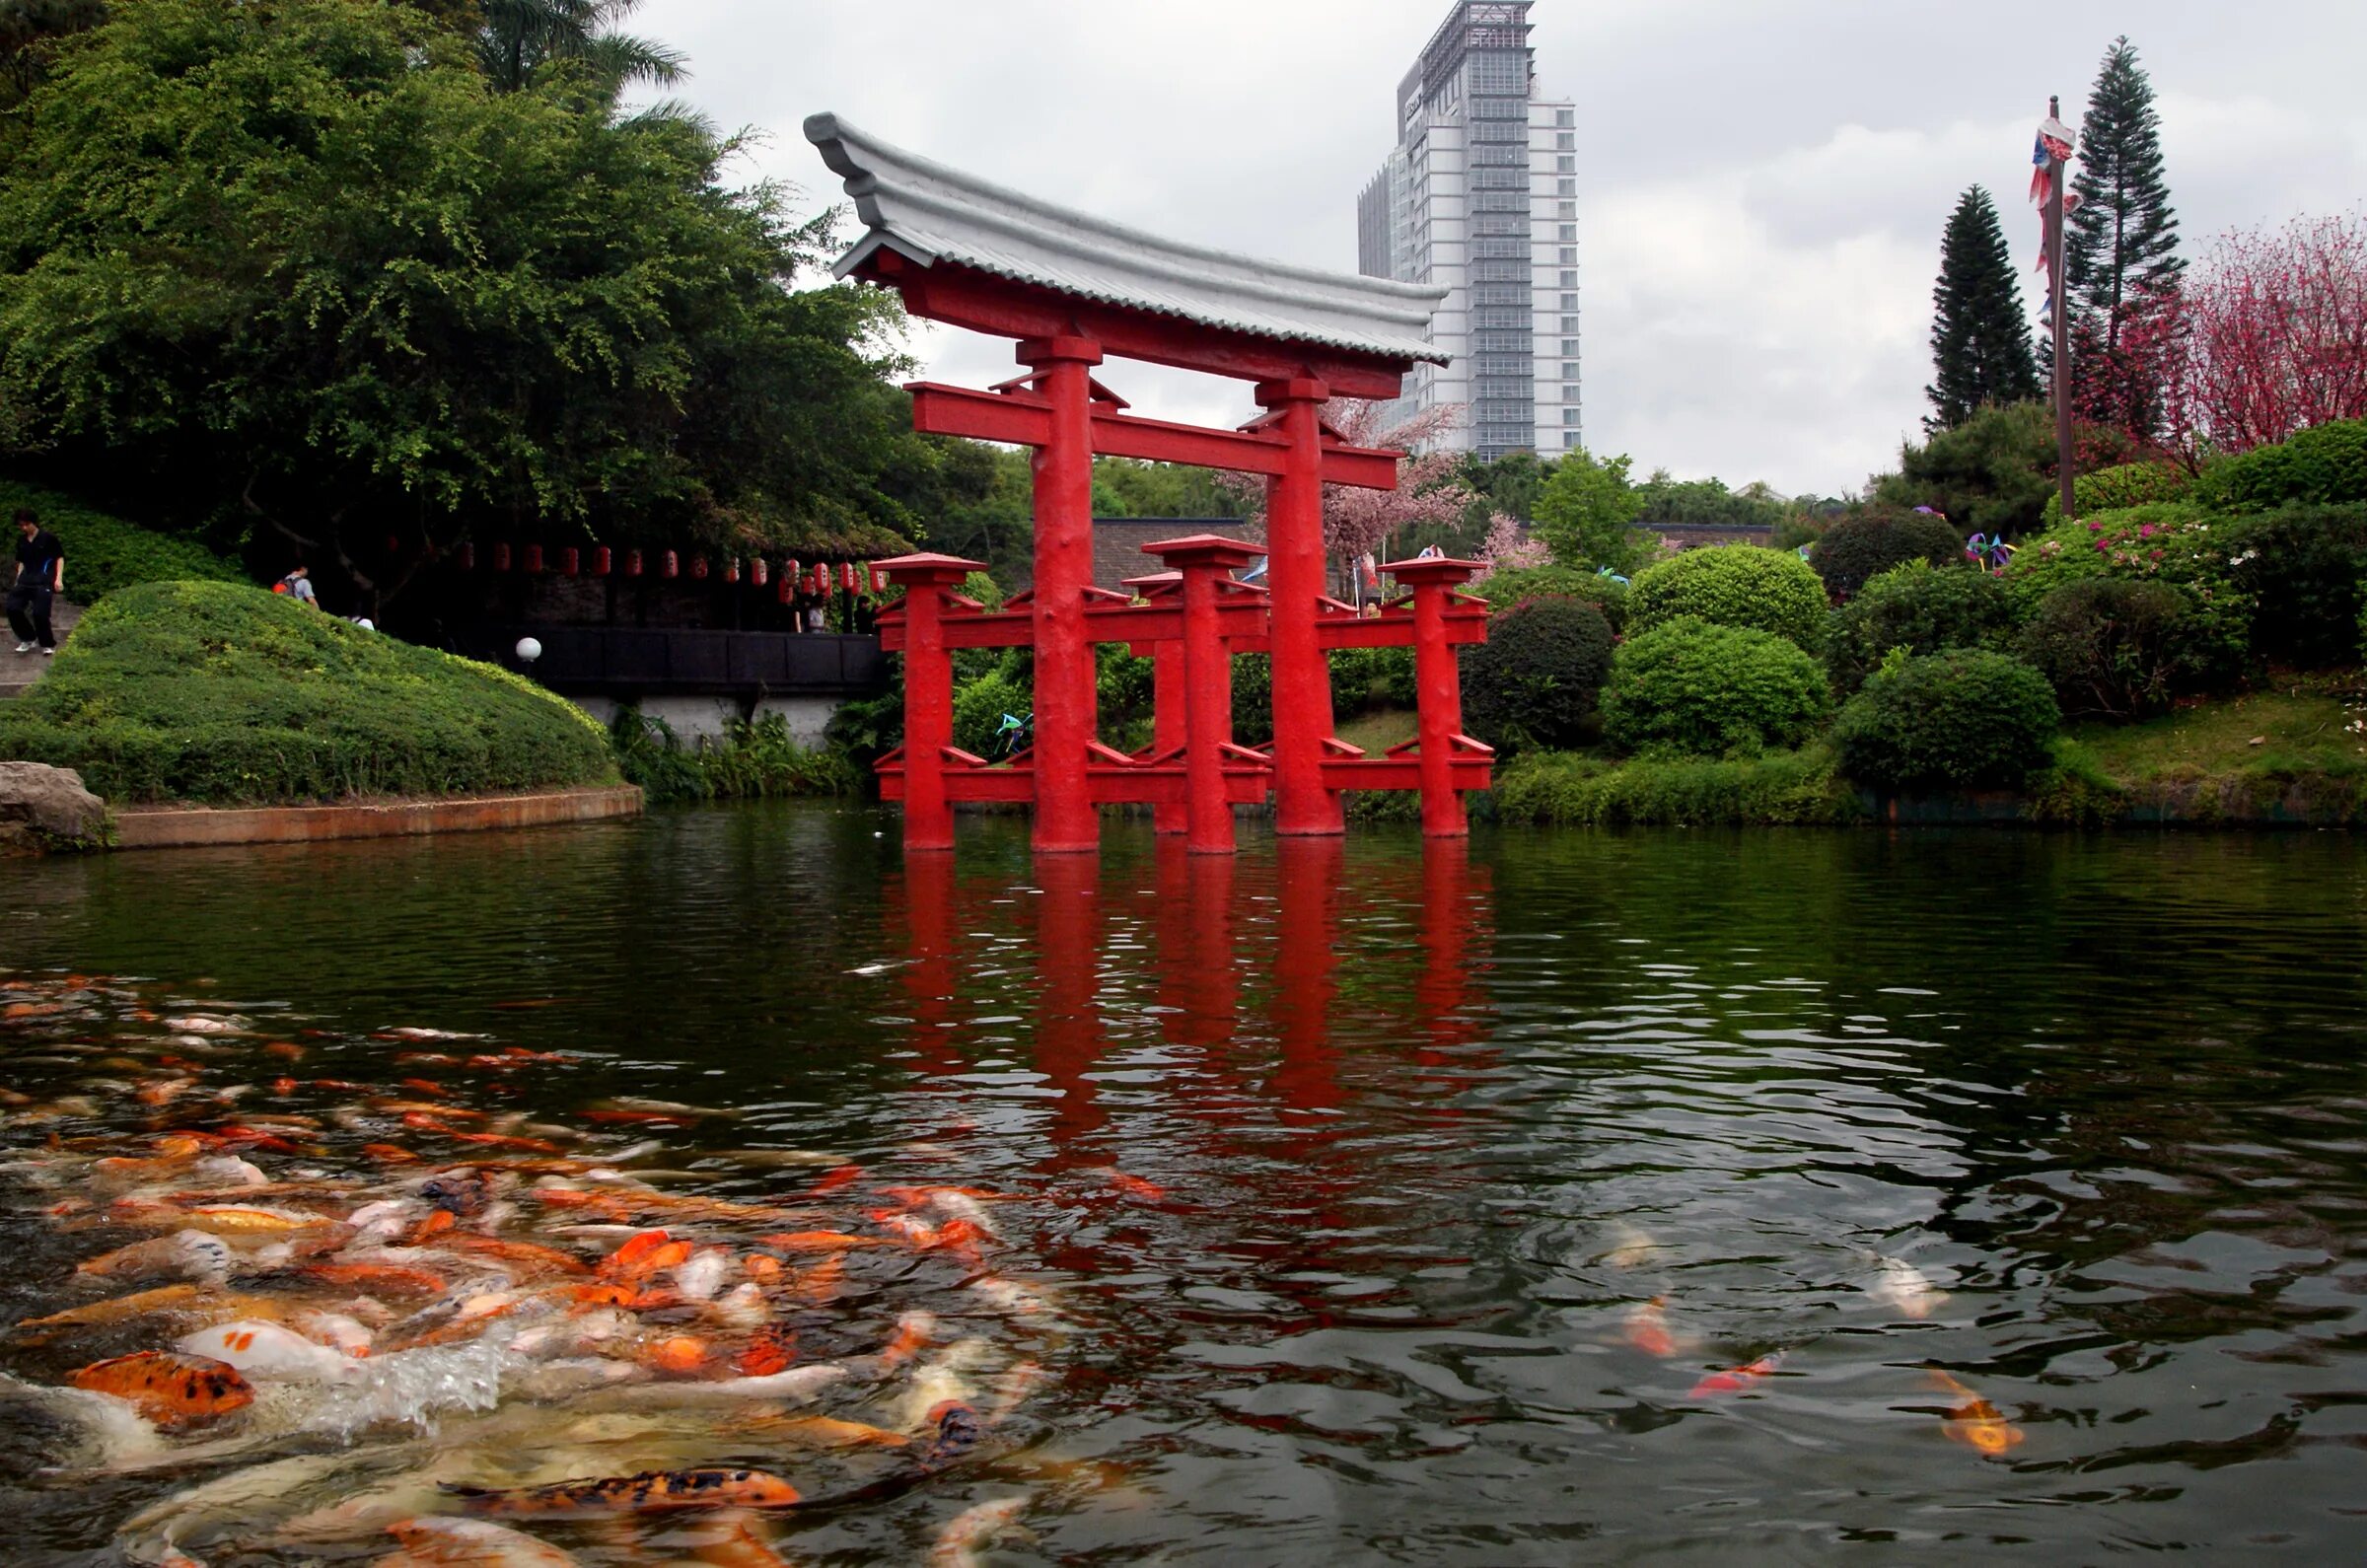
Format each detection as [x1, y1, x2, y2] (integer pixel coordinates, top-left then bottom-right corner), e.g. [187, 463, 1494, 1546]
[874, 551, 986, 849]
[1024, 336, 1102, 854]
[1381, 555, 1488, 837]
[1259, 378, 1342, 836]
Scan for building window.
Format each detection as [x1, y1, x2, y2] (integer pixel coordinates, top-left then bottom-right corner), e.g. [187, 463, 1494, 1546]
[1564, 408, 1581, 425]
[1564, 430, 1579, 448]
[1563, 362, 1580, 381]
[1561, 316, 1580, 332]
[1557, 156, 1576, 173]
[1557, 108, 1574, 127]
[1560, 247, 1578, 264]
[1558, 132, 1575, 150]
[1559, 292, 1578, 310]
[1558, 201, 1576, 218]
[1558, 178, 1577, 195]
[1559, 224, 1577, 241]
[1561, 338, 1579, 355]
[1559, 269, 1577, 286]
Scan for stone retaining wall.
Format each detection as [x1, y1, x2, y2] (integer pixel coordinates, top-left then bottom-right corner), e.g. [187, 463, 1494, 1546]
[113, 786, 643, 849]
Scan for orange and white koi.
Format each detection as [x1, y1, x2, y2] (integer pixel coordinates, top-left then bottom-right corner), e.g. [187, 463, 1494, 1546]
[68, 1349, 254, 1428]
[386, 1516, 581, 1565]
[1928, 1369, 2026, 1456]
[927, 1495, 1033, 1568]
[1622, 1297, 1679, 1358]
[76, 1230, 233, 1284]
[177, 1319, 361, 1382]
[1867, 1256, 1950, 1320]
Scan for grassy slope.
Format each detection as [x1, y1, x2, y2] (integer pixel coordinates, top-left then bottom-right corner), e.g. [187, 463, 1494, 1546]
[2048, 677, 2367, 824]
[0, 580, 617, 805]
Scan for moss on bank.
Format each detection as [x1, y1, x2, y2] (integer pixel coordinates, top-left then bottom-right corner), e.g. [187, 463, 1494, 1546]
[1492, 748, 1865, 827]
[0, 581, 615, 804]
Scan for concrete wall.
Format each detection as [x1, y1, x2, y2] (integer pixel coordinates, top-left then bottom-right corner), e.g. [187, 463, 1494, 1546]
[569, 692, 843, 746]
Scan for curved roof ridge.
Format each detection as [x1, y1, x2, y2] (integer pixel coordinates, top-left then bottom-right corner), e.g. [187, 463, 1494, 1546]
[805, 113, 1448, 367]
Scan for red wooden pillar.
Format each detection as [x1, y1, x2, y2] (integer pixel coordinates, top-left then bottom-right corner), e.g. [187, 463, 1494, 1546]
[1147, 535, 1261, 854]
[878, 552, 983, 852]
[1383, 555, 1481, 838]
[1022, 335, 1104, 855]
[1125, 571, 1185, 836]
[1257, 377, 1341, 836]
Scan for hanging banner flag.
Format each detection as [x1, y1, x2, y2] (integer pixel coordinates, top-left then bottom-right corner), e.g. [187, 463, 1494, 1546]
[2028, 112, 2075, 209]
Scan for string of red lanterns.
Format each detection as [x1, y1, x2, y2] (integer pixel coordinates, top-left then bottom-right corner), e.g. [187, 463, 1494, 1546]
[441, 545, 895, 596]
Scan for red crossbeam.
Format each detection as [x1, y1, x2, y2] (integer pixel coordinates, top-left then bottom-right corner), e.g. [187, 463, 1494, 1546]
[907, 382, 1400, 491]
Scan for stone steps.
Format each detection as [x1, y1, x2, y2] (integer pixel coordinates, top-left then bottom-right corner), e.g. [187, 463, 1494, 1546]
[0, 599, 80, 700]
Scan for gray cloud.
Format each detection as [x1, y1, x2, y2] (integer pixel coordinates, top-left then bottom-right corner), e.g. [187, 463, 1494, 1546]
[634, 0, 2367, 496]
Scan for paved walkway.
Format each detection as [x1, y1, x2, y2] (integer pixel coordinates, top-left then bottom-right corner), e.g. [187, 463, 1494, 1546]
[0, 599, 80, 701]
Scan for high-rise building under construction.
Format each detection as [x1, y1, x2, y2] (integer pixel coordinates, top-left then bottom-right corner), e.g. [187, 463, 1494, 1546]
[1356, 1, 1578, 459]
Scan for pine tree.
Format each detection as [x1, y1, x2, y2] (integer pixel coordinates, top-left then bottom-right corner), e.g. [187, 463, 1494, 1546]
[2064, 36, 2183, 436]
[1926, 186, 2042, 431]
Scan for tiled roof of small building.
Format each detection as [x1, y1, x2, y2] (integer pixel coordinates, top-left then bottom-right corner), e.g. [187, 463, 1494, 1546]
[805, 114, 1447, 367]
[1084, 518, 1266, 592]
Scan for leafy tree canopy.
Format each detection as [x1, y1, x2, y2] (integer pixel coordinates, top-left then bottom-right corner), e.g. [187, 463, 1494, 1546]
[1532, 446, 1638, 573]
[1629, 471, 1789, 535]
[1872, 401, 2061, 539]
[0, 0, 933, 611]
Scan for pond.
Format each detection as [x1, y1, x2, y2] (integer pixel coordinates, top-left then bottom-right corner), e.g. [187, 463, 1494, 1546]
[4, 809, 2365, 1563]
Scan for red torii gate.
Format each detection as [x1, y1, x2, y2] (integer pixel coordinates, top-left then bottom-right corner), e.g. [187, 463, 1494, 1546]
[808, 114, 1494, 854]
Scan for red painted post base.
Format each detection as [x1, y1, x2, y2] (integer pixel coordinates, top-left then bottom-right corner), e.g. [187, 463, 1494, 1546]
[1379, 555, 1488, 838]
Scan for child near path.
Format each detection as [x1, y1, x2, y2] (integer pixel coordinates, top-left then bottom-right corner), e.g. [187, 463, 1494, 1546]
[9, 508, 63, 656]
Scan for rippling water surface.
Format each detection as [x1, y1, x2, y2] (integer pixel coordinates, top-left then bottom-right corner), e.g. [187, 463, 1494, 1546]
[6, 808, 2367, 1562]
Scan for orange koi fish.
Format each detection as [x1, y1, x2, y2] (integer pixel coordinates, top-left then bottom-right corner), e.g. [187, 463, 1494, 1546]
[1090, 1168, 1167, 1202]
[302, 1261, 448, 1297]
[808, 1165, 864, 1196]
[18, 1282, 206, 1331]
[1688, 1352, 1784, 1398]
[405, 1208, 458, 1246]
[753, 1230, 881, 1252]
[1928, 1369, 2026, 1456]
[602, 1230, 690, 1280]
[791, 1256, 845, 1305]
[637, 1334, 714, 1377]
[450, 1131, 564, 1154]
[446, 1234, 590, 1277]
[262, 1041, 305, 1060]
[362, 1143, 421, 1164]
[733, 1322, 798, 1378]
[385, 1517, 580, 1566]
[681, 1511, 798, 1568]
[69, 1350, 254, 1428]
[450, 1468, 803, 1517]
[878, 1311, 936, 1370]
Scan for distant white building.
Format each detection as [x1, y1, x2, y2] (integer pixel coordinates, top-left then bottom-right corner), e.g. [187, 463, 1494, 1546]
[1356, 0, 1579, 461]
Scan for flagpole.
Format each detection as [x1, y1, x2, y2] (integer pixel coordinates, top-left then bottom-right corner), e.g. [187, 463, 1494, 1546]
[2045, 94, 2074, 524]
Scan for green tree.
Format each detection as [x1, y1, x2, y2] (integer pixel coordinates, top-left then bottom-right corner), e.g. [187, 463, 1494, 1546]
[0, 0, 104, 110]
[1532, 446, 1637, 573]
[0, 0, 923, 613]
[477, 0, 682, 96]
[1629, 471, 1789, 535]
[1926, 185, 2041, 430]
[1872, 401, 2057, 538]
[2065, 36, 2183, 435]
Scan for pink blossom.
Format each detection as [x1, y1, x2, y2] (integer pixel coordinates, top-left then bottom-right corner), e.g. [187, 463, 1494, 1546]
[1217, 399, 1474, 564]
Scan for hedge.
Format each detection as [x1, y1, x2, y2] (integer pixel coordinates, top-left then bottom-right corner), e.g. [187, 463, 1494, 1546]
[2040, 461, 2196, 527]
[1626, 545, 1828, 652]
[1462, 595, 1614, 753]
[2193, 418, 2367, 514]
[1492, 748, 1863, 826]
[2016, 578, 2196, 721]
[0, 580, 614, 803]
[1807, 507, 1965, 600]
[1472, 561, 1629, 629]
[1831, 649, 2059, 790]
[1827, 559, 2016, 694]
[1600, 616, 1830, 757]
[0, 479, 240, 603]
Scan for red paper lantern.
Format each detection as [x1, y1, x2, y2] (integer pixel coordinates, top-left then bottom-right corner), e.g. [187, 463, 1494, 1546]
[839, 561, 858, 593]
[662, 550, 679, 580]
[690, 554, 709, 581]
[560, 547, 580, 577]
[523, 544, 543, 575]
[784, 558, 801, 588]
[624, 548, 643, 578]
[751, 558, 768, 588]
[492, 542, 512, 572]
[592, 545, 611, 576]
[725, 557, 741, 585]
[776, 572, 793, 605]
[868, 564, 887, 594]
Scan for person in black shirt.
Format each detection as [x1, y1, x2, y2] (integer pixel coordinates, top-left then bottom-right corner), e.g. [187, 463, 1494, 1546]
[10, 508, 63, 656]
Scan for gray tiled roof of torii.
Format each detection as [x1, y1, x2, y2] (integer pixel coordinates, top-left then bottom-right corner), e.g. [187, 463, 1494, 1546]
[804, 113, 1449, 367]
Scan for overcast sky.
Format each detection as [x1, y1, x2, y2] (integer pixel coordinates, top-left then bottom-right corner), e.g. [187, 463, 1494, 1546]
[632, 1, 2367, 498]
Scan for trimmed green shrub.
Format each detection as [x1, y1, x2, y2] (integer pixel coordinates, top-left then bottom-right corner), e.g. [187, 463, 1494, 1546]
[1492, 747, 1862, 826]
[1601, 616, 1831, 757]
[2039, 461, 2196, 526]
[951, 670, 1031, 759]
[1828, 560, 2017, 693]
[0, 479, 239, 603]
[1626, 545, 1827, 652]
[1831, 649, 2058, 791]
[1807, 507, 1965, 600]
[1232, 652, 1272, 746]
[1329, 646, 1417, 717]
[1462, 595, 1614, 754]
[2015, 578, 2194, 721]
[2003, 501, 2253, 681]
[2215, 503, 2367, 668]
[1473, 561, 1628, 629]
[2193, 418, 2367, 514]
[0, 580, 613, 803]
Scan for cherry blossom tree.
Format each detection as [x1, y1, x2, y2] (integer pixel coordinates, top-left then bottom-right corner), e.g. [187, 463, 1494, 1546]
[1472, 511, 1545, 582]
[1221, 400, 1474, 570]
[2126, 213, 2367, 463]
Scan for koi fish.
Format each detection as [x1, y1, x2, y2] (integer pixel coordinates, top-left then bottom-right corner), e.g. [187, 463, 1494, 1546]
[17, 1282, 206, 1332]
[1623, 1297, 1678, 1358]
[680, 1511, 797, 1568]
[176, 1319, 361, 1382]
[302, 1261, 448, 1297]
[808, 1165, 864, 1196]
[1601, 1223, 1664, 1270]
[68, 1350, 254, 1428]
[734, 1322, 797, 1377]
[1688, 1352, 1783, 1398]
[879, 1310, 936, 1370]
[446, 1234, 591, 1278]
[174, 1205, 329, 1237]
[636, 1334, 714, 1377]
[386, 1516, 581, 1566]
[601, 1230, 690, 1280]
[919, 1399, 983, 1468]
[1081, 1167, 1166, 1202]
[450, 1467, 804, 1516]
[927, 1495, 1032, 1568]
[1867, 1256, 1950, 1320]
[76, 1230, 233, 1284]
[754, 1230, 881, 1252]
[748, 1414, 908, 1449]
[1928, 1369, 2026, 1456]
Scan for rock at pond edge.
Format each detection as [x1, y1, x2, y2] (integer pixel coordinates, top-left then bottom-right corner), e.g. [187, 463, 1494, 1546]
[0, 761, 111, 855]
